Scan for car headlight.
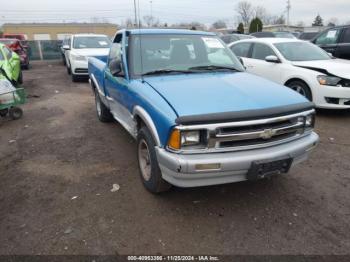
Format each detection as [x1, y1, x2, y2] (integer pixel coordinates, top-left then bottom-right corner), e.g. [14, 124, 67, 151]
[168, 129, 206, 150]
[317, 75, 341, 86]
[305, 113, 315, 128]
[71, 54, 86, 61]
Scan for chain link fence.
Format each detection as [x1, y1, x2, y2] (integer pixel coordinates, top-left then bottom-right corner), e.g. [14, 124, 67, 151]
[27, 40, 62, 61]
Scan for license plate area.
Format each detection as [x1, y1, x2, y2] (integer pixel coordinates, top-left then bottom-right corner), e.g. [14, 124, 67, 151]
[247, 157, 293, 181]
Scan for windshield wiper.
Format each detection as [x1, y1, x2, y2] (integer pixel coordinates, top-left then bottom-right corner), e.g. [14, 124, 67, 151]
[189, 65, 240, 72]
[142, 69, 195, 76]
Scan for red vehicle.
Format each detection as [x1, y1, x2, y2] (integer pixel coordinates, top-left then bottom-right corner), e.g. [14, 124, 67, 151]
[0, 39, 30, 69]
[3, 34, 28, 48]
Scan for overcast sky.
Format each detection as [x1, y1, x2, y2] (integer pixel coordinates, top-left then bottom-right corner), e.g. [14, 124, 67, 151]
[1, 0, 350, 27]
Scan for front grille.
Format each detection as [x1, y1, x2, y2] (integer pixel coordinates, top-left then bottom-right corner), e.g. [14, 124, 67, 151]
[210, 115, 304, 150]
[75, 68, 88, 74]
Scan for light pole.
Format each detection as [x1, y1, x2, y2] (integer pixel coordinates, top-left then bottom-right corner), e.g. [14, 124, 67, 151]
[286, 0, 291, 29]
[133, 0, 138, 27]
[150, 1, 153, 26]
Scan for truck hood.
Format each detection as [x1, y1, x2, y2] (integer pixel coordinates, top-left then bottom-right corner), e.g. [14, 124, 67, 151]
[292, 59, 350, 79]
[144, 72, 308, 118]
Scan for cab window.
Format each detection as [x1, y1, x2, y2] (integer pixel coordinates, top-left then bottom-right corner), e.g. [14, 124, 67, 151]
[251, 43, 276, 60]
[231, 42, 252, 58]
[340, 28, 350, 43]
[315, 29, 341, 45]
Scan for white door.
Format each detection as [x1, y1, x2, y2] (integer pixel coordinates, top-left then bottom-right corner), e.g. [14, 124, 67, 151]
[244, 43, 282, 83]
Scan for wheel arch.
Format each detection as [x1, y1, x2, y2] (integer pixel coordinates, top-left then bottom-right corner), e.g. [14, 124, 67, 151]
[284, 78, 313, 101]
[133, 106, 161, 147]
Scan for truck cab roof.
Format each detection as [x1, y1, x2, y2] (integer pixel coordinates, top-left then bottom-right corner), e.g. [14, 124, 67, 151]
[125, 28, 216, 36]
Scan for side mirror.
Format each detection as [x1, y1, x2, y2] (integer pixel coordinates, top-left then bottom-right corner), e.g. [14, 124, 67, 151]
[265, 55, 280, 63]
[62, 45, 70, 50]
[239, 57, 244, 66]
[110, 59, 123, 76]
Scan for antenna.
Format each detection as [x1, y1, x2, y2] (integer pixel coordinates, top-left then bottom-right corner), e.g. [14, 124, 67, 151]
[137, 0, 145, 82]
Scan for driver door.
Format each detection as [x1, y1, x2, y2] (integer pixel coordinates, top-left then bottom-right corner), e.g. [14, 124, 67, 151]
[104, 34, 134, 133]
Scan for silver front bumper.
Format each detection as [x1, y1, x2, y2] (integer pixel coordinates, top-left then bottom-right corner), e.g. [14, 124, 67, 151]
[156, 132, 319, 188]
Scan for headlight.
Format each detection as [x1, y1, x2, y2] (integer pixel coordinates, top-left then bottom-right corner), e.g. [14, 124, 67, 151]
[317, 75, 341, 86]
[168, 129, 206, 150]
[71, 54, 86, 61]
[305, 114, 315, 128]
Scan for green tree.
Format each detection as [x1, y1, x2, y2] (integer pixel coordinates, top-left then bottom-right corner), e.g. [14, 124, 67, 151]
[249, 17, 263, 33]
[237, 23, 244, 34]
[312, 14, 324, 26]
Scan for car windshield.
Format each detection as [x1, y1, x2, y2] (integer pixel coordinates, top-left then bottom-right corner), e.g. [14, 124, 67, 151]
[274, 41, 331, 61]
[73, 36, 111, 49]
[129, 34, 244, 76]
[274, 32, 296, 39]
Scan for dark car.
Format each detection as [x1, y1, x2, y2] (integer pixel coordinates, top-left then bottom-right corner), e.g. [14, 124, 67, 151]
[0, 39, 30, 69]
[311, 25, 350, 60]
[250, 31, 296, 39]
[298, 32, 319, 41]
[220, 34, 255, 44]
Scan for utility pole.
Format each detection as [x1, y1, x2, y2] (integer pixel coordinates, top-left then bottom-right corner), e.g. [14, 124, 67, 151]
[286, 0, 291, 29]
[150, 1, 153, 27]
[133, 0, 138, 27]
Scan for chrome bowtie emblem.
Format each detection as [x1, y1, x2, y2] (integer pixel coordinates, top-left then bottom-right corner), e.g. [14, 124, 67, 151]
[260, 128, 276, 140]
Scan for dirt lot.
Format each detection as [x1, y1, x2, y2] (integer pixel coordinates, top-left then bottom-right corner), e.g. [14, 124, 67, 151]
[0, 61, 349, 255]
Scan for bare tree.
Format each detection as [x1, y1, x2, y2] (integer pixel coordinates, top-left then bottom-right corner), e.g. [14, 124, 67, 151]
[212, 20, 227, 29]
[254, 6, 271, 24]
[143, 15, 154, 27]
[124, 18, 134, 28]
[236, 1, 254, 26]
[327, 17, 339, 27]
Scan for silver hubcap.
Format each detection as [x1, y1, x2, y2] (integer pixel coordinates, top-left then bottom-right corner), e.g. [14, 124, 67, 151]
[138, 139, 152, 181]
[290, 85, 306, 97]
[95, 94, 101, 116]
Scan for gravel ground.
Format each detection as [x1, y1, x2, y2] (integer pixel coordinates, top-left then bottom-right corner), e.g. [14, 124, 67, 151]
[0, 61, 349, 255]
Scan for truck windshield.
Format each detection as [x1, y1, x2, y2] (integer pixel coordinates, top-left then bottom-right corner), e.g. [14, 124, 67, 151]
[73, 36, 111, 49]
[129, 34, 244, 77]
[274, 42, 331, 61]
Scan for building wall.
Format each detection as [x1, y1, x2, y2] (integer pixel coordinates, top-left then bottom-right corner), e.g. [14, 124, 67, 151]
[2, 23, 118, 40]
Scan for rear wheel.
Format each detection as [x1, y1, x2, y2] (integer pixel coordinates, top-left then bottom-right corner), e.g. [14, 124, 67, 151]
[94, 89, 113, 122]
[137, 126, 171, 193]
[9, 107, 23, 120]
[286, 80, 312, 101]
[71, 73, 79, 82]
[67, 61, 71, 75]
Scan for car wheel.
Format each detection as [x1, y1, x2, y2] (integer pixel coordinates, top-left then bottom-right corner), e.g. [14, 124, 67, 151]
[137, 126, 172, 193]
[71, 73, 79, 82]
[94, 89, 113, 122]
[67, 62, 71, 75]
[18, 70, 23, 85]
[286, 80, 312, 101]
[9, 107, 23, 120]
[0, 109, 8, 117]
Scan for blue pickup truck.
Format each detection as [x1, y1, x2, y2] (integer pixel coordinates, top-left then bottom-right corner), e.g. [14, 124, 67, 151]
[88, 29, 319, 193]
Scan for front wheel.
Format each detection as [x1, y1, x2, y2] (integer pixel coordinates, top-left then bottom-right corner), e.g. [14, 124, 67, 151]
[137, 126, 171, 193]
[9, 107, 23, 120]
[286, 80, 312, 101]
[94, 89, 113, 122]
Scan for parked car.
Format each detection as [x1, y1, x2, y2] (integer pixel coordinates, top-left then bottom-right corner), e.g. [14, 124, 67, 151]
[3, 34, 29, 49]
[229, 38, 350, 109]
[298, 32, 319, 41]
[220, 34, 255, 44]
[0, 39, 30, 69]
[63, 34, 111, 82]
[60, 35, 71, 66]
[311, 25, 350, 60]
[251, 31, 296, 39]
[88, 29, 318, 193]
[0, 43, 22, 85]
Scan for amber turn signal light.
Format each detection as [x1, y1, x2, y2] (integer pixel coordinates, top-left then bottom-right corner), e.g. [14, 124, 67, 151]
[168, 129, 181, 150]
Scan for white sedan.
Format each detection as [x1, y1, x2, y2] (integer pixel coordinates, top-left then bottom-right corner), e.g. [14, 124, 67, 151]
[63, 34, 111, 82]
[229, 38, 350, 109]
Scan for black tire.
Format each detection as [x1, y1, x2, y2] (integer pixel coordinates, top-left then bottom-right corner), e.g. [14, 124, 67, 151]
[18, 71, 23, 85]
[9, 107, 23, 120]
[94, 89, 113, 122]
[0, 109, 8, 117]
[67, 62, 71, 75]
[71, 73, 79, 82]
[286, 80, 312, 101]
[62, 55, 66, 66]
[137, 126, 172, 193]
